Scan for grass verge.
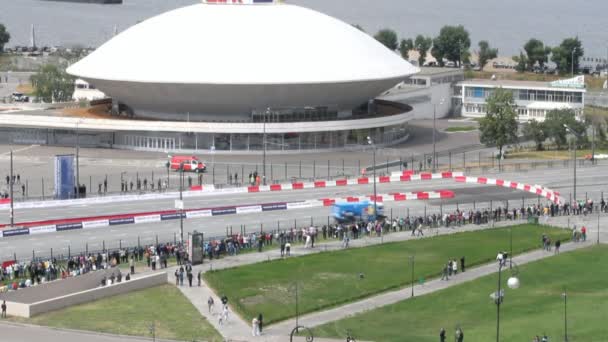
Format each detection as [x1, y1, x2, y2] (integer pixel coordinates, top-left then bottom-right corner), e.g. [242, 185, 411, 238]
[314, 245, 607, 342]
[445, 126, 477, 132]
[9, 284, 223, 342]
[205, 224, 570, 324]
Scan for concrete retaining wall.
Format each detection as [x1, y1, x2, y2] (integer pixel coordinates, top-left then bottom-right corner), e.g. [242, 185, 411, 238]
[6, 272, 167, 318]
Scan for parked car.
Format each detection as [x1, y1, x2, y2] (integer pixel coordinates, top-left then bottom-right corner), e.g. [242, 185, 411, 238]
[11, 92, 29, 102]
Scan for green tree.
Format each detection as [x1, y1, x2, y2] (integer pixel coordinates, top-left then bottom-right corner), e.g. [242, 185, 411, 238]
[30, 64, 75, 103]
[513, 52, 528, 73]
[479, 88, 519, 167]
[374, 29, 399, 51]
[431, 25, 471, 67]
[543, 109, 585, 149]
[414, 35, 433, 67]
[551, 37, 584, 75]
[399, 38, 413, 60]
[523, 38, 551, 70]
[0, 23, 10, 53]
[522, 119, 546, 150]
[477, 40, 498, 71]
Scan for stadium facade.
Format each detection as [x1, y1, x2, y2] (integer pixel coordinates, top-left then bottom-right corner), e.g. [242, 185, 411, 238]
[65, 0, 420, 152]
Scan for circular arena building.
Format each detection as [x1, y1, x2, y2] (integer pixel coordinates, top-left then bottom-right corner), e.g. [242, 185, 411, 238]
[65, 0, 419, 152]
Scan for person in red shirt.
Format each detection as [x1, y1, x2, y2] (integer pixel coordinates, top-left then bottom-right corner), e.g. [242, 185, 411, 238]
[581, 226, 587, 241]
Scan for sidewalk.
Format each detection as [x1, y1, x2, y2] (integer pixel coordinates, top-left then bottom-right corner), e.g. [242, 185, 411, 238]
[172, 215, 600, 341]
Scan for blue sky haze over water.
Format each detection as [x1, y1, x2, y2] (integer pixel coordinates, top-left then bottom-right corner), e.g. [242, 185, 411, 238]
[1, 0, 606, 58]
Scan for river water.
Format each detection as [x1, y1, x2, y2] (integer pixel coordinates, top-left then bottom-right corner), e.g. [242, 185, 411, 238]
[1, 0, 607, 58]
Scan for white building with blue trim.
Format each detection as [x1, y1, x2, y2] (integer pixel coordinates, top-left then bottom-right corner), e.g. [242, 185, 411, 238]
[456, 76, 586, 122]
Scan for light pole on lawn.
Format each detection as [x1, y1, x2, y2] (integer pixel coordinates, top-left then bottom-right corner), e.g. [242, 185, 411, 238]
[409, 255, 415, 297]
[366, 136, 377, 225]
[564, 124, 582, 202]
[562, 289, 569, 342]
[509, 227, 513, 269]
[492, 257, 520, 342]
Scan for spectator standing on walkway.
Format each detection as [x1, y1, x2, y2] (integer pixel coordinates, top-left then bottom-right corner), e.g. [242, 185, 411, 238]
[555, 240, 561, 254]
[207, 296, 214, 313]
[129, 256, 135, 275]
[285, 242, 291, 256]
[179, 266, 184, 286]
[251, 317, 259, 336]
[258, 313, 264, 333]
[1, 300, 6, 318]
[452, 259, 458, 275]
[581, 226, 587, 241]
[197, 270, 201, 286]
[441, 264, 449, 281]
[460, 256, 465, 273]
[439, 328, 446, 342]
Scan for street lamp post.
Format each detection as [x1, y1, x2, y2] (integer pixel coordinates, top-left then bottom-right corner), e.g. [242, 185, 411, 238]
[432, 99, 445, 173]
[410, 255, 415, 297]
[509, 227, 513, 270]
[263, 108, 269, 186]
[563, 289, 568, 342]
[75, 120, 81, 198]
[9, 150, 14, 226]
[571, 48, 577, 77]
[493, 257, 520, 342]
[179, 165, 184, 244]
[564, 124, 582, 202]
[367, 137, 377, 223]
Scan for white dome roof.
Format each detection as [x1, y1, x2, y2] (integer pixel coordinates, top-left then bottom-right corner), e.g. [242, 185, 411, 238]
[67, 2, 418, 85]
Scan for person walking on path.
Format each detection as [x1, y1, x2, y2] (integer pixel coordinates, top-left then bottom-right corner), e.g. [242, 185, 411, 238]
[460, 256, 465, 273]
[452, 259, 458, 275]
[207, 296, 215, 314]
[555, 240, 561, 254]
[285, 242, 291, 256]
[455, 327, 464, 342]
[129, 256, 135, 275]
[251, 316, 260, 336]
[441, 263, 449, 281]
[1, 300, 6, 318]
[581, 226, 587, 241]
[174, 269, 179, 286]
[197, 270, 201, 286]
[179, 267, 184, 286]
[257, 313, 264, 334]
[187, 271, 193, 287]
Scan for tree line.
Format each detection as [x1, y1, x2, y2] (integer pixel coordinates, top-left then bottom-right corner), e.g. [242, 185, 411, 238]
[364, 24, 585, 75]
[478, 88, 606, 158]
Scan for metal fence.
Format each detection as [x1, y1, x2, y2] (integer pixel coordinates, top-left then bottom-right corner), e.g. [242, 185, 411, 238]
[6, 195, 606, 265]
[2, 149, 604, 202]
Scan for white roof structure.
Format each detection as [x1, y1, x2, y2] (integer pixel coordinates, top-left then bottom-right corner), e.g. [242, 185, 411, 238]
[67, 3, 418, 85]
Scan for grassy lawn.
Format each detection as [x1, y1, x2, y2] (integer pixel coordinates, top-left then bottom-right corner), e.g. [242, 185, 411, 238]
[314, 245, 608, 342]
[9, 285, 223, 342]
[205, 224, 570, 324]
[507, 149, 607, 160]
[445, 126, 477, 132]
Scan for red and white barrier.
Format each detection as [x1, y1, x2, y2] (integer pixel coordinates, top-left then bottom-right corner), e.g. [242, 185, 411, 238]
[319, 190, 455, 206]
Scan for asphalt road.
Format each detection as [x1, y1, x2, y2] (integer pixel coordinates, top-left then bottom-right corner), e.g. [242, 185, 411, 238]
[2, 163, 608, 261]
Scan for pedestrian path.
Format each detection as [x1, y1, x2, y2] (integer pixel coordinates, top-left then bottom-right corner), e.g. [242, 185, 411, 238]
[264, 239, 592, 336]
[171, 215, 605, 341]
